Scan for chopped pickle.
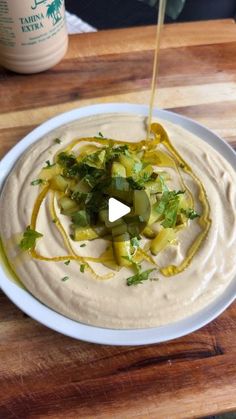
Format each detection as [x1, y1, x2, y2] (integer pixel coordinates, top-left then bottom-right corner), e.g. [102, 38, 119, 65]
[119, 154, 137, 176]
[111, 162, 126, 177]
[50, 175, 68, 192]
[150, 194, 157, 205]
[133, 190, 150, 222]
[75, 178, 92, 194]
[150, 228, 176, 255]
[73, 225, 107, 241]
[112, 222, 127, 236]
[113, 190, 133, 204]
[100, 247, 121, 271]
[179, 194, 190, 211]
[40, 163, 61, 180]
[72, 210, 88, 227]
[99, 209, 125, 228]
[113, 233, 132, 267]
[145, 180, 162, 194]
[127, 222, 140, 237]
[59, 196, 79, 215]
[176, 213, 187, 227]
[143, 226, 156, 239]
[140, 164, 153, 178]
[148, 208, 161, 226]
[98, 209, 108, 223]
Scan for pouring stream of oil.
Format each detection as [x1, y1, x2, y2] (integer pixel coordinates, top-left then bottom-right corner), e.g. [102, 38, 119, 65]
[147, 0, 167, 140]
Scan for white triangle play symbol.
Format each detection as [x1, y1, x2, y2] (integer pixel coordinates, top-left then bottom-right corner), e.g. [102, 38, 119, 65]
[108, 197, 131, 222]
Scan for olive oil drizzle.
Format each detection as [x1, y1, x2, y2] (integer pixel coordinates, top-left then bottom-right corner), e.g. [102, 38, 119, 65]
[28, 123, 211, 277]
[151, 123, 211, 276]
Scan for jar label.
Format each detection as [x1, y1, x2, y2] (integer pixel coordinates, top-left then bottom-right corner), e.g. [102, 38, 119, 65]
[0, 0, 66, 48]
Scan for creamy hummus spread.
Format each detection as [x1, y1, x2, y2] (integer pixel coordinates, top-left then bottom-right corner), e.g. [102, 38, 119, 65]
[0, 113, 236, 328]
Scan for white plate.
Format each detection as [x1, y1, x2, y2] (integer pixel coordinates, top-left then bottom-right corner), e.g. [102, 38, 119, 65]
[0, 103, 236, 346]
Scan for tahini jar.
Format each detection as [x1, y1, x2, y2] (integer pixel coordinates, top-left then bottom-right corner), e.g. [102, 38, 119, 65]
[0, 0, 68, 73]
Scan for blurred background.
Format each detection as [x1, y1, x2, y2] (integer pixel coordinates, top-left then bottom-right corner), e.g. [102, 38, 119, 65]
[65, 0, 236, 32]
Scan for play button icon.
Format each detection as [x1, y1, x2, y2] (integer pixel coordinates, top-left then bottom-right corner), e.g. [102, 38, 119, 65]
[82, 176, 151, 242]
[108, 197, 131, 222]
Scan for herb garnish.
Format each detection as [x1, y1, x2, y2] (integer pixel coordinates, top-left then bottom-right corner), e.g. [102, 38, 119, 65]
[130, 237, 140, 249]
[44, 160, 55, 169]
[82, 149, 106, 169]
[127, 177, 145, 190]
[181, 208, 199, 220]
[19, 226, 43, 250]
[57, 152, 81, 178]
[80, 243, 86, 248]
[61, 276, 69, 282]
[64, 260, 70, 265]
[126, 268, 156, 286]
[80, 264, 86, 273]
[106, 144, 129, 161]
[54, 138, 61, 144]
[154, 190, 185, 228]
[72, 210, 88, 227]
[31, 179, 44, 186]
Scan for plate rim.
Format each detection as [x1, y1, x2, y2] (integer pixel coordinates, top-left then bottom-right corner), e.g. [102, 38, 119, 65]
[0, 103, 235, 346]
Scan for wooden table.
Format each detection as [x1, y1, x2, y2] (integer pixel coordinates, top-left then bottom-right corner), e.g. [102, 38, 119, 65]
[0, 19, 236, 418]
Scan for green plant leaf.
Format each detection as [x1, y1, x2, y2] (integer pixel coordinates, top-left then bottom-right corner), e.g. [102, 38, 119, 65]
[126, 268, 156, 286]
[181, 208, 200, 220]
[19, 226, 43, 251]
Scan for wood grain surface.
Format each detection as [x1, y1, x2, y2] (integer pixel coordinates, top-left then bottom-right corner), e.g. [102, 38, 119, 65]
[0, 19, 236, 418]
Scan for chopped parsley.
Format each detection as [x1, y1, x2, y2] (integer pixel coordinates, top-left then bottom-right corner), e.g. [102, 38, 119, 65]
[126, 268, 156, 286]
[57, 152, 81, 178]
[19, 226, 43, 250]
[154, 190, 185, 228]
[61, 276, 69, 282]
[181, 208, 199, 220]
[54, 138, 61, 144]
[106, 145, 129, 161]
[130, 237, 140, 249]
[127, 177, 145, 190]
[72, 210, 88, 227]
[43, 160, 55, 169]
[80, 243, 86, 248]
[30, 178, 44, 186]
[82, 149, 106, 170]
[80, 264, 86, 273]
[64, 260, 70, 265]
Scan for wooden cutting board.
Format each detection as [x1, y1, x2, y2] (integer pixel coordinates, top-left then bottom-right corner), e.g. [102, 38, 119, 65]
[0, 19, 235, 418]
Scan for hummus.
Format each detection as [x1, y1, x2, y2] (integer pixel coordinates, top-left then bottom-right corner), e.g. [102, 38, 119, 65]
[0, 113, 236, 329]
